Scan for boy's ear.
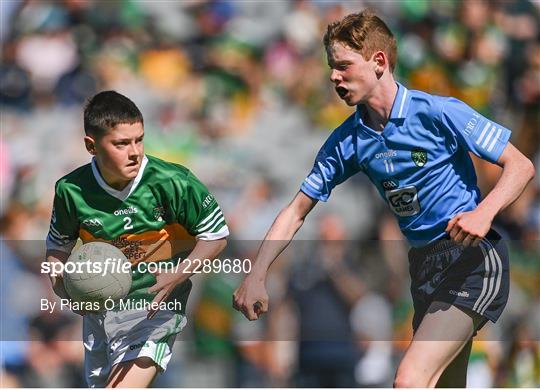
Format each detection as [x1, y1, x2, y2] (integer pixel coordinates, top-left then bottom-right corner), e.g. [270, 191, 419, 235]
[373, 51, 386, 78]
[84, 136, 96, 155]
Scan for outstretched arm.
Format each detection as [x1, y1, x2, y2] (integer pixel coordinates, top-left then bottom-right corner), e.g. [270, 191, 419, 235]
[233, 191, 318, 320]
[446, 143, 535, 246]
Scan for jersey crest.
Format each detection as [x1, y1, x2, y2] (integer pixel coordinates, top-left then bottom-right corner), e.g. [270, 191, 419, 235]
[411, 149, 428, 167]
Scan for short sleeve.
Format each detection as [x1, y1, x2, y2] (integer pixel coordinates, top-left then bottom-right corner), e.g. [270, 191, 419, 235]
[46, 183, 79, 253]
[440, 97, 511, 163]
[179, 171, 229, 241]
[300, 126, 359, 202]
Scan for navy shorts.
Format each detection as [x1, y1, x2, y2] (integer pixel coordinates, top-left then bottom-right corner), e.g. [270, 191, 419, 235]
[408, 229, 509, 333]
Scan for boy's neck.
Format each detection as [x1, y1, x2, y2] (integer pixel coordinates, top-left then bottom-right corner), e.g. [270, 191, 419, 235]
[95, 162, 131, 191]
[364, 76, 398, 132]
[105, 177, 131, 191]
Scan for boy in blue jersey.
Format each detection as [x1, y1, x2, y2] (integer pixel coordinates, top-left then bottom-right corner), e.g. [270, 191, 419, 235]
[233, 10, 536, 387]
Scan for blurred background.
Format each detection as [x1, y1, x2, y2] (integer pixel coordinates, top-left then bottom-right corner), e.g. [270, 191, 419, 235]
[1, 0, 539, 387]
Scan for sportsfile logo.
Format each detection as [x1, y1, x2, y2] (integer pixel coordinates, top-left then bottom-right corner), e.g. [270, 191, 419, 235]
[114, 206, 138, 216]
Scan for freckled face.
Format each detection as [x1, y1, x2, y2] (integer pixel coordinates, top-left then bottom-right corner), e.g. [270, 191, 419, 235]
[327, 42, 379, 106]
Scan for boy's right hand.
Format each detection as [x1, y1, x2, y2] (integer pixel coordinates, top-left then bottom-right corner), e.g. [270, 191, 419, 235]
[232, 274, 268, 321]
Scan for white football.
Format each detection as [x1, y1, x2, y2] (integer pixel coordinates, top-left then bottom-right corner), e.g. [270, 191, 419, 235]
[63, 242, 132, 306]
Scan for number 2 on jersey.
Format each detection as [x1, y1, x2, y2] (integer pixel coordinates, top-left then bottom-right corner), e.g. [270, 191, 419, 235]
[123, 217, 134, 230]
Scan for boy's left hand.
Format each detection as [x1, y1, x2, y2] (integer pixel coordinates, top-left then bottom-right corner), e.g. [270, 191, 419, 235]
[147, 271, 184, 319]
[445, 209, 493, 247]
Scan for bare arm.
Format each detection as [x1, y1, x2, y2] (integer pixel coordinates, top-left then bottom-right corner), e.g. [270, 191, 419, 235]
[476, 143, 535, 217]
[447, 143, 536, 246]
[251, 192, 318, 279]
[233, 191, 318, 320]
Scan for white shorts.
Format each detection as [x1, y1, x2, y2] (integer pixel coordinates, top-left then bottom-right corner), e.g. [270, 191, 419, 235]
[83, 308, 187, 388]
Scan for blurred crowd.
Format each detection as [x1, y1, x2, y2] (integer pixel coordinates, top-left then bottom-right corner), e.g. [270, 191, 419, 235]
[1, 0, 539, 387]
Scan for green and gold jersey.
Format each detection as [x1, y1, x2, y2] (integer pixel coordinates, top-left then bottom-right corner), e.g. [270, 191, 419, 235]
[46, 155, 229, 309]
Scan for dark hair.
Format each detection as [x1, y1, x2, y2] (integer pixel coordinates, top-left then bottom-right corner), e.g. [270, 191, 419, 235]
[83, 91, 144, 137]
[323, 10, 397, 72]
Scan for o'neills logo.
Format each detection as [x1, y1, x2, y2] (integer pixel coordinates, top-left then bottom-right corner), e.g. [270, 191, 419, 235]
[375, 150, 397, 159]
[114, 206, 138, 216]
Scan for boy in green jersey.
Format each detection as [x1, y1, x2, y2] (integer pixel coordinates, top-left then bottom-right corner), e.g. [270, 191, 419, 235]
[45, 91, 229, 387]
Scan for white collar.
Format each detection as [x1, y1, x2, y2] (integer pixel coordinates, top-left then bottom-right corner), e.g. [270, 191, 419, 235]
[91, 155, 148, 201]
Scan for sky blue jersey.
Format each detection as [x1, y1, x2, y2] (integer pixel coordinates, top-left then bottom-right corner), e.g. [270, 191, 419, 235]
[301, 82, 511, 245]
